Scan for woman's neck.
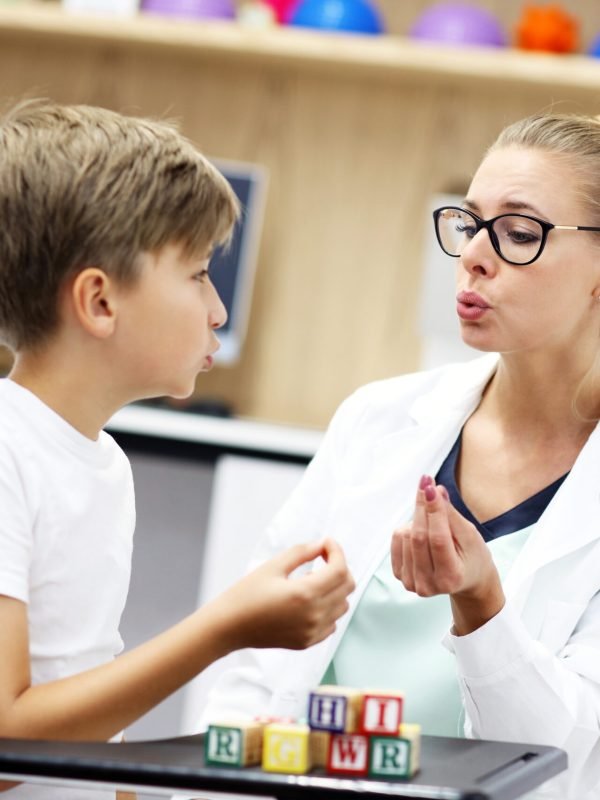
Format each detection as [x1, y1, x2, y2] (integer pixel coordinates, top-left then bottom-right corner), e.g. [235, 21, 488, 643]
[482, 349, 600, 438]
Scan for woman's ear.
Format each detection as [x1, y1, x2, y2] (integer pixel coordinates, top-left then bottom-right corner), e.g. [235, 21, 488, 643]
[70, 268, 118, 339]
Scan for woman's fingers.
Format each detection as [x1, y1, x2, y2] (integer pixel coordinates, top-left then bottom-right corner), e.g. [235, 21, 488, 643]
[391, 477, 470, 596]
[411, 484, 436, 593]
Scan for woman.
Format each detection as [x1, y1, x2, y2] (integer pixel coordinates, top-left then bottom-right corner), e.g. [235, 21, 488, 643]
[201, 114, 600, 799]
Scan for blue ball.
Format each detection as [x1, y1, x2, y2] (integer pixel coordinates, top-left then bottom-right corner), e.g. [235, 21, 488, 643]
[289, 0, 384, 35]
[588, 33, 600, 58]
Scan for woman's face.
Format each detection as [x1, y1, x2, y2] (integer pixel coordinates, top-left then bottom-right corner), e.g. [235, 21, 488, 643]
[455, 146, 600, 358]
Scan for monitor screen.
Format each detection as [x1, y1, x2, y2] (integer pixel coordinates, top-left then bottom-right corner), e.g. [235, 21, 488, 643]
[209, 159, 268, 365]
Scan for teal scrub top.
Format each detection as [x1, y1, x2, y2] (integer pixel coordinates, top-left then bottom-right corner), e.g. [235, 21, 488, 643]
[321, 527, 532, 737]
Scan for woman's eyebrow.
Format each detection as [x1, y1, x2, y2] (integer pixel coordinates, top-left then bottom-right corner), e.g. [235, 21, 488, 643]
[462, 198, 545, 217]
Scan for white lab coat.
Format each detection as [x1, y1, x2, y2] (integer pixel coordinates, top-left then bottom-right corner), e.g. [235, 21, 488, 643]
[202, 354, 600, 799]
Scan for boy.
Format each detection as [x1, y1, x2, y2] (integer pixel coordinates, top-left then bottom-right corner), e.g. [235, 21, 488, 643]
[0, 100, 354, 798]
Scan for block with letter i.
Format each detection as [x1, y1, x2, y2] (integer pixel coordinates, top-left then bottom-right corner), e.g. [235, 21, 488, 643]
[262, 723, 312, 774]
[205, 721, 265, 767]
[308, 685, 363, 733]
[368, 724, 421, 779]
[327, 733, 369, 776]
[360, 690, 404, 735]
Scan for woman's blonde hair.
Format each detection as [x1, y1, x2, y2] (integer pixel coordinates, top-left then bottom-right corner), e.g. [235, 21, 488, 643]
[489, 112, 600, 229]
[0, 100, 240, 351]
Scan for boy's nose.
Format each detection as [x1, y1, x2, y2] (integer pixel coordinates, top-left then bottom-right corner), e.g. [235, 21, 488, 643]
[210, 286, 228, 330]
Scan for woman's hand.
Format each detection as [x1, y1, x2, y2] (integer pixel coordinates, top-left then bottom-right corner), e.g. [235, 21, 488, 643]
[391, 476, 505, 635]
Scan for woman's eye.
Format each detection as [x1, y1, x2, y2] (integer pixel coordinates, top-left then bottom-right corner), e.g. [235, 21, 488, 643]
[456, 223, 477, 239]
[506, 229, 541, 244]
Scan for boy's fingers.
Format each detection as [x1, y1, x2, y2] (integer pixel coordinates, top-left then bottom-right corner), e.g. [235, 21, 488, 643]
[276, 538, 354, 595]
[276, 539, 329, 576]
[308, 539, 355, 594]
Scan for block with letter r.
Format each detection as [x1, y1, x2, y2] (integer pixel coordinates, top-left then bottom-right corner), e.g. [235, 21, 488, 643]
[205, 722, 264, 767]
[368, 725, 421, 778]
[308, 686, 363, 733]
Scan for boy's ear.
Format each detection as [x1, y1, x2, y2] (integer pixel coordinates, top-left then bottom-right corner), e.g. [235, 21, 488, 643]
[70, 268, 118, 339]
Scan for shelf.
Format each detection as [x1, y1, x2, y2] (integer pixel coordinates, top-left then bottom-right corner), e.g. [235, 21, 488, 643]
[1, 2, 600, 91]
[107, 404, 323, 460]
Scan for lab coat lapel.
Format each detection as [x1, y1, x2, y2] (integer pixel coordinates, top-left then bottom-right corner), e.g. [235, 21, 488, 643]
[341, 355, 499, 579]
[503, 420, 600, 606]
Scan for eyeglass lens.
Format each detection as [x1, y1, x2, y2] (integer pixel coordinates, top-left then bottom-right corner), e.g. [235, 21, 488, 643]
[436, 208, 544, 265]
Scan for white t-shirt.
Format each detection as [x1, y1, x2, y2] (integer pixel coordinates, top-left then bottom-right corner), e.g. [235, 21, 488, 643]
[0, 379, 136, 799]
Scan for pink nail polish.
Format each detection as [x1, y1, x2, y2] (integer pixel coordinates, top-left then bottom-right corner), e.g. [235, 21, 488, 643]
[419, 474, 433, 490]
[424, 484, 436, 502]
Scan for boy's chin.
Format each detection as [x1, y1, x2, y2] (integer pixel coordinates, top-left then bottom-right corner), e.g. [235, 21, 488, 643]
[166, 384, 196, 401]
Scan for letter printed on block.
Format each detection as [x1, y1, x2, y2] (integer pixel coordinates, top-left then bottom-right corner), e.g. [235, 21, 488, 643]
[205, 725, 242, 767]
[308, 686, 363, 733]
[262, 723, 311, 774]
[326, 734, 369, 776]
[360, 691, 403, 735]
[205, 721, 265, 767]
[369, 736, 415, 779]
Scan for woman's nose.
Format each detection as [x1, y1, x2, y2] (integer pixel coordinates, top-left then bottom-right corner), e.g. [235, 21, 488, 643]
[460, 229, 498, 278]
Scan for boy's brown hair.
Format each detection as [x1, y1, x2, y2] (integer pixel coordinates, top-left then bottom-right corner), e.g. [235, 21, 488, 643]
[0, 100, 240, 351]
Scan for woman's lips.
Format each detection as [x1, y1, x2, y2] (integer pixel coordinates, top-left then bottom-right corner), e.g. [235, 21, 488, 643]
[456, 291, 491, 321]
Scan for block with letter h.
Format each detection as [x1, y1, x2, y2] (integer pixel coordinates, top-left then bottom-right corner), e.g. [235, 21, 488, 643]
[308, 685, 363, 733]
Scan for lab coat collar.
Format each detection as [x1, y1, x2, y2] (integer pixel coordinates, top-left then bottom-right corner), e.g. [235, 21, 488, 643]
[408, 353, 499, 425]
[503, 420, 600, 605]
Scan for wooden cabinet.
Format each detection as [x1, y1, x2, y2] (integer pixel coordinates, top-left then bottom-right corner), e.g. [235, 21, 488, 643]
[1, 3, 599, 425]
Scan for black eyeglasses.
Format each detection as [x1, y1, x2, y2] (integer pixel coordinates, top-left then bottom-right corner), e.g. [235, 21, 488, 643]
[433, 206, 600, 266]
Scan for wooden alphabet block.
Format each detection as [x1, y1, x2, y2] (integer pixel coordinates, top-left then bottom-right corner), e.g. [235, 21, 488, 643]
[309, 730, 331, 768]
[360, 690, 404, 735]
[308, 685, 363, 733]
[326, 733, 369, 776]
[398, 723, 421, 776]
[368, 725, 421, 779]
[205, 721, 264, 767]
[262, 723, 312, 774]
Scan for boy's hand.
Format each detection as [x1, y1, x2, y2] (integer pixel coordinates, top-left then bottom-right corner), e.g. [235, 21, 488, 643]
[390, 478, 505, 635]
[215, 538, 355, 651]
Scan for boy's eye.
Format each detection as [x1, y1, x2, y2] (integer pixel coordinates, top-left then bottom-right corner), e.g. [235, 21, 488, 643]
[194, 269, 210, 282]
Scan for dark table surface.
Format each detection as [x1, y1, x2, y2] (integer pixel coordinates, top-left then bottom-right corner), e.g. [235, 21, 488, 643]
[0, 733, 566, 800]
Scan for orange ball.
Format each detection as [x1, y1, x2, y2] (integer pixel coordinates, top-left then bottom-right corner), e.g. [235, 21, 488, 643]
[515, 4, 579, 53]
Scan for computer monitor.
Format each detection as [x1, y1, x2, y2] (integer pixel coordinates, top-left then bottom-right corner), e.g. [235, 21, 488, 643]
[209, 158, 268, 365]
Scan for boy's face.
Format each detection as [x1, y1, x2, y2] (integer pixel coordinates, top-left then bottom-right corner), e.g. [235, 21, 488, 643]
[113, 242, 227, 400]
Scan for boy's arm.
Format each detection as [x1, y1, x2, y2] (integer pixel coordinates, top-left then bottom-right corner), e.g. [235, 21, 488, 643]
[0, 538, 353, 742]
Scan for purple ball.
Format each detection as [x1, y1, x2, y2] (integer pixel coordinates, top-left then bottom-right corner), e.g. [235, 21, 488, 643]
[410, 2, 506, 47]
[141, 0, 236, 19]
